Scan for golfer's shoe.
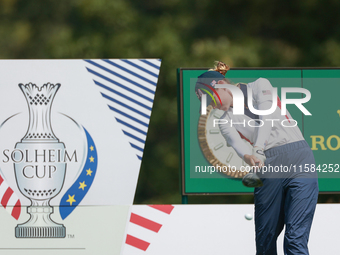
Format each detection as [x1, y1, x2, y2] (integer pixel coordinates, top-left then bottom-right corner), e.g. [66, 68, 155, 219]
[242, 173, 263, 188]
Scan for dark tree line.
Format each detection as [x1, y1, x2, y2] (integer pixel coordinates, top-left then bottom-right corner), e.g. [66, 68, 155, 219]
[1, 0, 340, 203]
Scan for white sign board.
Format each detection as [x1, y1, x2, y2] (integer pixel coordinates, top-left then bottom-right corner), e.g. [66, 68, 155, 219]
[0, 59, 161, 253]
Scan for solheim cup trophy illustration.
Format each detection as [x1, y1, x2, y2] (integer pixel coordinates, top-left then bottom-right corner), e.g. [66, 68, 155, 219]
[14, 83, 66, 238]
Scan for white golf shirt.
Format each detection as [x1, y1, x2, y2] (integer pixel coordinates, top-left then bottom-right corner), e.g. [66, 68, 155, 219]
[219, 78, 304, 159]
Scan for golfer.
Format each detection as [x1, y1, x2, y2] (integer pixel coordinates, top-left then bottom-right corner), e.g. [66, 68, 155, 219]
[195, 62, 318, 255]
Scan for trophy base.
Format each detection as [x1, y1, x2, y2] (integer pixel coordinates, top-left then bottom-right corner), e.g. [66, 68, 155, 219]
[15, 206, 66, 238]
[15, 225, 66, 238]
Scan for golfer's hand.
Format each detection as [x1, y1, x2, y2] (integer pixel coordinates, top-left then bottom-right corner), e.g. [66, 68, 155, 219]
[243, 154, 263, 168]
[252, 146, 266, 166]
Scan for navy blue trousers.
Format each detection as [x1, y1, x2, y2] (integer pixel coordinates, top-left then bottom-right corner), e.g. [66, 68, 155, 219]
[254, 141, 319, 255]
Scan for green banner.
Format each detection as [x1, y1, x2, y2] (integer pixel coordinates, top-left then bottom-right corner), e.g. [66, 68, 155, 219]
[179, 68, 340, 194]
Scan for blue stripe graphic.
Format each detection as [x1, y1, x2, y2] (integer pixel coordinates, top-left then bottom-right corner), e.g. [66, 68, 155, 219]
[103, 59, 157, 85]
[84, 59, 161, 163]
[59, 127, 97, 220]
[140, 59, 161, 70]
[108, 105, 149, 127]
[121, 59, 159, 78]
[101, 93, 150, 119]
[116, 118, 147, 136]
[130, 143, 144, 152]
[94, 80, 152, 111]
[123, 130, 146, 144]
[85, 59, 155, 94]
[86, 68, 154, 102]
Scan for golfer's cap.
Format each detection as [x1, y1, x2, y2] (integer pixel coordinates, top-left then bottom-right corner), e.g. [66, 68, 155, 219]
[195, 71, 225, 107]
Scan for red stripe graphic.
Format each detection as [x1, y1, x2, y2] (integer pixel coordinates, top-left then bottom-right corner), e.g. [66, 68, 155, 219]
[130, 213, 162, 233]
[126, 234, 150, 251]
[237, 131, 253, 145]
[0, 174, 21, 220]
[199, 83, 222, 106]
[1, 188, 13, 208]
[277, 96, 281, 108]
[11, 200, 21, 220]
[148, 205, 174, 214]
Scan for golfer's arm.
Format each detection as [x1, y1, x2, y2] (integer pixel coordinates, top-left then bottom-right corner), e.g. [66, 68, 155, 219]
[219, 124, 251, 159]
